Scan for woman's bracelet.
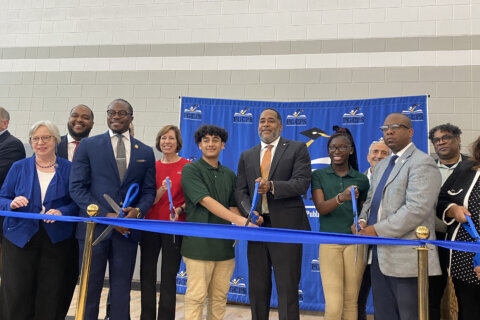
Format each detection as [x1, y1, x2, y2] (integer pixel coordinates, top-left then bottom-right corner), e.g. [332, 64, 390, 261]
[336, 193, 344, 205]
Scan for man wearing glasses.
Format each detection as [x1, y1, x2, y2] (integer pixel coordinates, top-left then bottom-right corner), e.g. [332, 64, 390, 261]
[70, 99, 156, 320]
[358, 112, 442, 320]
[428, 123, 464, 320]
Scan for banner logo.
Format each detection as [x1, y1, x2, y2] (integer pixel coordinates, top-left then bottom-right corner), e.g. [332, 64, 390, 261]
[311, 259, 320, 272]
[183, 105, 202, 121]
[176, 270, 188, 287]
[342, 107, 365, 125]
[402, 104, 424, 122]
[229, 276, 247, 296]
[286, 109, 307, 126]
[233, 108, 253, 124]
[299, 289, 304, 302]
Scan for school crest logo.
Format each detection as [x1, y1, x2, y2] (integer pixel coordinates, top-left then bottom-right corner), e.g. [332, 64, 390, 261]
[183, 105, 202, 121]
[286, 109, 307, 126]
[402, 104, 424, 121]
[233, 108, 253, 124]
[342, 107, 365, 125]
[229, 276, 247, 296]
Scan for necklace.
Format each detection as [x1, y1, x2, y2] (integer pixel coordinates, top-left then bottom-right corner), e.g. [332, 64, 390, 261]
[36, 158, 57, 168]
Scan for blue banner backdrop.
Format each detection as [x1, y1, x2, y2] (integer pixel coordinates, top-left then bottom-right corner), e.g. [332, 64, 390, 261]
[177, 95, 429, 312]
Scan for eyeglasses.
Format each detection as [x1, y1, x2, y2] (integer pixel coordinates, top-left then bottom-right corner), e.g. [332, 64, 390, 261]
[30, 135, 53, 144]
[379, 124, 410, 132]
[328, 146, 350, 152]
[106, 110, 132, 118]
[431, 134, 457, 145]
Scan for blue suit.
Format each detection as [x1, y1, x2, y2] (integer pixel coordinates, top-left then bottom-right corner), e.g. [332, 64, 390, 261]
[69, 131, 156, 320]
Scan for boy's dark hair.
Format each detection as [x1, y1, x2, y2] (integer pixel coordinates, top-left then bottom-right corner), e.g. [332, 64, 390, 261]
[194, 124, 229, 144]
[428, 123, 462, 142]
[327, 126, 359, 171]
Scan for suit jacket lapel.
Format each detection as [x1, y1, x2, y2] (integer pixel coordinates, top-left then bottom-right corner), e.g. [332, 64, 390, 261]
[385, 144, 416, 186]
[0, 130, 10, 144]
[103, 132, 121, 183]
[269, 137, 287, 180]
[253, 144, 261, 178]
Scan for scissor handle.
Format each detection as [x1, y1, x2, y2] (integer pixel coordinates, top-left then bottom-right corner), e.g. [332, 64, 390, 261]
[351, 187, 360, 231]
[166, 177, 175, 219]
[122, 183, 140, 212]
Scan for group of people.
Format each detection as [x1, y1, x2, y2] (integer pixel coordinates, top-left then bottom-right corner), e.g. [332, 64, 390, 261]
[0, 101, 479, 320]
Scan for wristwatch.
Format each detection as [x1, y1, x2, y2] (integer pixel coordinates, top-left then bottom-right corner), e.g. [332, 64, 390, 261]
[135, 207, 142, 219]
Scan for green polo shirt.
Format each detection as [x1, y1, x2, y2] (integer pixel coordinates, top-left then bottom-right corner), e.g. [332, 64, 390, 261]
[311, 165, 369, 234]
[180, 158, 237, 261]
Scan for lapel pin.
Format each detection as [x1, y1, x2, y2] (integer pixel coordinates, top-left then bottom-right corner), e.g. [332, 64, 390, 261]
[135, 144, 139, 149]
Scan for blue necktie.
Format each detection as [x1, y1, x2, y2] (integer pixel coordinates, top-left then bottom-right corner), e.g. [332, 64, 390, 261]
[367, 155, 398, 226]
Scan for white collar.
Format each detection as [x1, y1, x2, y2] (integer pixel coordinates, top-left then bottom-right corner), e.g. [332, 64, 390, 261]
[393, 142, 413, 158]
[261, 136, 281, 149]
[109, 129, 130, 142]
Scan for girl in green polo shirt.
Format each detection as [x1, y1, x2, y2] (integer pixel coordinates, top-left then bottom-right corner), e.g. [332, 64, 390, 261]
[311, 128, 369, 320]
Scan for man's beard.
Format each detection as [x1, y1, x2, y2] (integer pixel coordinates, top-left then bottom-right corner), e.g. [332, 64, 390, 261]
[68, 123, 91, 140]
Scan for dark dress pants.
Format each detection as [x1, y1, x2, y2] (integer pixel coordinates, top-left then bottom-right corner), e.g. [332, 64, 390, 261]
[0, 225, 70, 320]
[78, 231, 138, 320]
[453, 278, 480, 320]
[357, 264, 371, 320]
[428, 240, 448, 320]
[56, 235, 79, 319]
[140, 231, 182, 320]
[247, 216, 303, 320]
[370, 247, 418, 320]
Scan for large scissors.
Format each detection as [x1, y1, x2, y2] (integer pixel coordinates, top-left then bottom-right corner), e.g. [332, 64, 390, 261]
[234, 181, 260, 247]
[462, 215, 480, 267]
[351, 187, 360, 264]
[92, 183, 140, 246]
[166, 177, 177, 243]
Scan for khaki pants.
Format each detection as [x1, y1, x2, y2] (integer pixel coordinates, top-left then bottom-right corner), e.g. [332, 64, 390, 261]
[319, 244, 366, 320]
[183, 257, 235, 320]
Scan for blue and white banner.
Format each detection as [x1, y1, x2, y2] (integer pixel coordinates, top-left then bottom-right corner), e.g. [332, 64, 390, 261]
[178, 95, 429, 311]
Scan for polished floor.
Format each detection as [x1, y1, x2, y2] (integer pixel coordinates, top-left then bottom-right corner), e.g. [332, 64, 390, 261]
[66, 286, 325, 319]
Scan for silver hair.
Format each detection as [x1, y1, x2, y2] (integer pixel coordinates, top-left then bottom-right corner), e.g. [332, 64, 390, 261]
[0, 106, 9, 121]
[368, 138, 389, 154]
[28, 120, 61, 144]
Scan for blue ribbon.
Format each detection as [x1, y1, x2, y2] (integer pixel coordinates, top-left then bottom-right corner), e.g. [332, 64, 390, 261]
[351, 187, 360, 232]
[462, 215, 480, 267]
[166, 178, 175, 219]
[249, 181, 260, 225]
[2, 210, 480, 254]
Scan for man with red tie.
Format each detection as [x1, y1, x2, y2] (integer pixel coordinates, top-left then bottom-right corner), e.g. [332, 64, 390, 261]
[57, 104, 94, 162]
[55, 103, 94, 319]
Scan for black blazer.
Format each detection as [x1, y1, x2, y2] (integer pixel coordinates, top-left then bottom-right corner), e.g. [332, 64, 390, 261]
[57, 135, 68, 160]
[0, 130, 26, 188]
[235, 137, 311, 231]
[437, 160, 479, 242]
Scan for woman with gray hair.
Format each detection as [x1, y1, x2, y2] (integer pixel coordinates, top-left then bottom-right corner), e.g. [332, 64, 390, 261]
[0, 120, 78, 320]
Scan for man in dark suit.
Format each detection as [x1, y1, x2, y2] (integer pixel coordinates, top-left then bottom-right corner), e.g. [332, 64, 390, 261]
[55, 104, 95, 319]
[70, 99, 156, 320]
[0, 106, 26, 272]
[358, 113, 441, 320]
[57, 104, 94, 161]
[235, 108, 311, 320]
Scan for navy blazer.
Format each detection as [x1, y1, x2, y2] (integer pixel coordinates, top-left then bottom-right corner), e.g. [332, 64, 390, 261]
[69, 132, 156, 242]
[57, 135, 68, 160]
[0, 130, 26, 187]
[0, 156, 78, 248]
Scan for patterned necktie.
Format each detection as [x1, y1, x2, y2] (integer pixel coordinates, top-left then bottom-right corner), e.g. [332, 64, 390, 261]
[367, 155, 399, 226]
[260, 145, 273, 214]
[116, 134, 127, 181]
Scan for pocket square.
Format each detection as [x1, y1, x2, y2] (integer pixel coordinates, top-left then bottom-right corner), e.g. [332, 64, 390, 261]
[447, 189, 463, 196]
[136, 159, 146, 163]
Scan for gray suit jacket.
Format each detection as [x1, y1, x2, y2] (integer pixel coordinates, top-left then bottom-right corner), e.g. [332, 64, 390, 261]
[360, 143, 442, 277]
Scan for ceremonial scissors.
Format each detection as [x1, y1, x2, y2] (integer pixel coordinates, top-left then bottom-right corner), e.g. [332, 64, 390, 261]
[234, 181, 260, 247]
[166, 177, 177, 243]
[462, 215, 480, 267]
[92, 183, 140, 246]
[351, 187, 360, 264]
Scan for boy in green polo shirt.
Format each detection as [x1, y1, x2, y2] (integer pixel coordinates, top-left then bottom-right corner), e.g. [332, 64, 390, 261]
[181, 124, 256, 320]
